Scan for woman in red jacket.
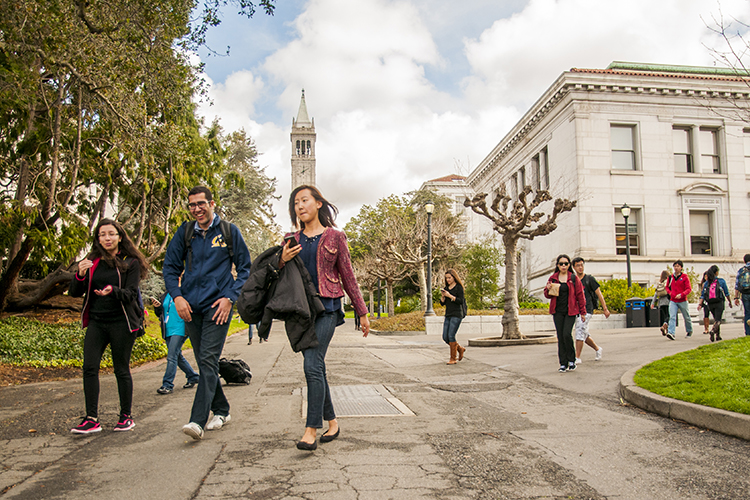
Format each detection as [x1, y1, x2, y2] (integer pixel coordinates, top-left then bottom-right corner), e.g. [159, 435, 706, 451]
[280, 185, 370, 451]
[544, 254, 587, 372]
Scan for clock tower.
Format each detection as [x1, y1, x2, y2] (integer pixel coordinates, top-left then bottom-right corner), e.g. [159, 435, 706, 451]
[291, 89, 316, 188]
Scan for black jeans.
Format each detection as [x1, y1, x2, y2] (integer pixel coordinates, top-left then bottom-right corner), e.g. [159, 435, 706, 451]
[82, 318, 136, 418]
[553, 313, 576, 366]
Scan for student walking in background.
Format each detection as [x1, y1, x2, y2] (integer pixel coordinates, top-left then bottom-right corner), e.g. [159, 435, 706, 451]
[69, 219, 148, 433]
[152, 290, 199, 394]
[163, 186, 252, 441]
[734, 254, 750, 336]
[544, 254, 586, 373]
[699, 265, 732, 342]
[666, 260, 692, 340]
[571, 258, 610, 364]
[440, 269, 467, 365]
[651, 270, 671, 336]
[280, 185, 370, 451]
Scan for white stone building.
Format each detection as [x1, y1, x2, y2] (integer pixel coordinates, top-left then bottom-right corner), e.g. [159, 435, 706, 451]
[466, 61, 750, 296]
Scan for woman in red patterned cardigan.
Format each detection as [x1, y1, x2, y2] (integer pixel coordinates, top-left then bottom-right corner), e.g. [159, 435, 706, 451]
[280, 185, 370, 451]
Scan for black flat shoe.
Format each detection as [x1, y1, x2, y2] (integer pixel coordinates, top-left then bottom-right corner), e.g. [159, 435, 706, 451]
[296, 440, 317, 451]
[320, 428, 340, 443]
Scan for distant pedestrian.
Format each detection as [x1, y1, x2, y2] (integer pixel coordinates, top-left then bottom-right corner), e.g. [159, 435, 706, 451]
[163, 186, 252, 441]
[571, 258, 610, 364]
[440, 269, 467, 365]
[69, 219, 148, 434]
[698, 271, 710, 335]
[665, 260, 693, 340]
[152, 290, 199, 394]
[544, 254, 586, 373]
[247, 322, 262, 344]
[651, 270, 671, 336]
[733, 254, 750, 336]
[280, 185, 370, 451]
[698, 265, 732, 342]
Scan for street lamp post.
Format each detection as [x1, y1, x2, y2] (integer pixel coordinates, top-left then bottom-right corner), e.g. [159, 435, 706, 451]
[424, 202, 435, 317]
[621, 203, 632, 288]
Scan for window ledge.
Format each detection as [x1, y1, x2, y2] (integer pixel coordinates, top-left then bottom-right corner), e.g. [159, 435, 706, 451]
[674, 172, 728, 179]
[610, 170, 644, 176]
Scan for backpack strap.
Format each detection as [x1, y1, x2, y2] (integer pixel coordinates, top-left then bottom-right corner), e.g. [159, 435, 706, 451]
[183, 219, 235, 272]
[219, 219, 234, 262]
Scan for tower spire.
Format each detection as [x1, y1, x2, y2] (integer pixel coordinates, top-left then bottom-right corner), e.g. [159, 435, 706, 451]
[295, 89, 312, 126]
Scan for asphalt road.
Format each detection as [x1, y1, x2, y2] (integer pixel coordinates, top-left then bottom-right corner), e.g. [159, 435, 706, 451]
[1, 320, 749, 499]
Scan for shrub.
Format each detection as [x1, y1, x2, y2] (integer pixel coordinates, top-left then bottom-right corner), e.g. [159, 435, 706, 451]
[599, 279, 655, 313]
[394, 295, 421, 314]
[0, 317, 167, 368]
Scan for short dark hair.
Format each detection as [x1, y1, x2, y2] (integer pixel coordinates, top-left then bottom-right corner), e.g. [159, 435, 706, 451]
[744, 254, 750, 264]
[571, 257, 584, 266]
[673, 260, 683, 267]
[188, 186, 213, 201]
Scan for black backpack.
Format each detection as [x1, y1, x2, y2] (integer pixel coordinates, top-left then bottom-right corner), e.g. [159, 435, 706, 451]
[218, 358, 252, 385]
[182, 220, 234, 272]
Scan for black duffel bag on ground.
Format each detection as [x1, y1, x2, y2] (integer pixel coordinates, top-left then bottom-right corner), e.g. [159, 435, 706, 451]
[218, 358, 252, 385]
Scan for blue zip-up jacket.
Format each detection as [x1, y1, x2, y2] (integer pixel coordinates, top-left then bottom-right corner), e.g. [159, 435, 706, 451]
[163, 215, 251, 314]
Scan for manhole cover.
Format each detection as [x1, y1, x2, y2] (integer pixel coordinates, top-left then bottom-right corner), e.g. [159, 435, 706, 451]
[300, 384, 414, 417]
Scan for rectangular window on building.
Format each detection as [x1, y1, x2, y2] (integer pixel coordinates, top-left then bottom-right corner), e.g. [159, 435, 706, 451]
[699, 128, 720, 174]
[455, 196, 466, 215]
[541, 147, 549, 189]
[690, 211, 713, 255]
[615, 208, 641, 255]
[744, 129, 750, 174]
[673, 127, 693, 173]
[611, 125, 637, 170]
[532, 154, 541, 190]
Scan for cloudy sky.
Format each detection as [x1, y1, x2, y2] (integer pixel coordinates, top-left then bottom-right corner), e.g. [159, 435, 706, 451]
[195, 0, 750, 228]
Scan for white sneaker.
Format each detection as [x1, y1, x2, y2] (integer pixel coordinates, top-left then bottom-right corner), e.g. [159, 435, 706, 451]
[206, 414, 231, 430]
[575, 358, 582, 365]
[182, 422, 203, 440]
[595, 348, 603, 361]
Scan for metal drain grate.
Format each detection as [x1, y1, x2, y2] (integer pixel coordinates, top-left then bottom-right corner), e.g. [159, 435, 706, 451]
[300, 384, 414, 417]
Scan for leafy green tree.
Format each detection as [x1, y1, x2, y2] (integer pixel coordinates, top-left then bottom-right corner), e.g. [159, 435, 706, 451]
[462, 236, 503, 310]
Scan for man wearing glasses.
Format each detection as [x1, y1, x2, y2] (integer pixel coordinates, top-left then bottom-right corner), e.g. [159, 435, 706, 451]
[163, 186, 251, 440]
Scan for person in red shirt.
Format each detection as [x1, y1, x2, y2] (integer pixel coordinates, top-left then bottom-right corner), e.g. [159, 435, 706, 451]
[665, 260, 693, 340]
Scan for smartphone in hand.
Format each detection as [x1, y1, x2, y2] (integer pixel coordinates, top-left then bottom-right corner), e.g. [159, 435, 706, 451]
[284, 235, 298, 248]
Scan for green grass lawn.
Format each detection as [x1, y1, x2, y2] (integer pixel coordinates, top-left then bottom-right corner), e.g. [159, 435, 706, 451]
[634, 336, 750, 415]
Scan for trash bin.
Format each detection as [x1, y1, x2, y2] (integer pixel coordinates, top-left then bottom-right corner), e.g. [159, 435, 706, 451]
[644, 298, 661, 327]
[625, 297, 647, 328]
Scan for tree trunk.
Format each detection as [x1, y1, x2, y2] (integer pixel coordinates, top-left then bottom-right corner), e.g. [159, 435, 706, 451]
[0, 236, 35, 311]
[386, 279, 395, 316]
[368, 288, 374, 318]
[6, 266, 75, 311]
[501, 235, 523, 339]
[417, 263, 427, 312]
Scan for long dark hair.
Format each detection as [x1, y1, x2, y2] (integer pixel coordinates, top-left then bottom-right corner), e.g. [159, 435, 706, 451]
[444, 269, 464, 288]
[555, 254, 572, 274]
[706, 265, 719, 283]
[289, 185, 339, 229]
[87, 219, 149, 279]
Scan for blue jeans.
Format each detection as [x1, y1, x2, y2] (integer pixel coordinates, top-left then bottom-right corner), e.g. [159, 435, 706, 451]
[743, 295, 750, 336]
[185, 305, 232, 427]
[161, 335, 199, 390]
[442, 316, 462, 344]
[668, 301, 693, 335]
[302, 313, 337, 429]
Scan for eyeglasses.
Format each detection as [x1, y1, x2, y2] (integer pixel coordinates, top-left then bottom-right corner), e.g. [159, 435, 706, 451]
[99, 232, 119, 239]
[558, 262, 570, 266]
[187, 201, 209, 211]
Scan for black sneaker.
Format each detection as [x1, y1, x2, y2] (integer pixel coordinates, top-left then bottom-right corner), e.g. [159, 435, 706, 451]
[567, 363, 576, 371]
[157, 386, 173, 395]
[558, 365, 567, 373]
[114, 414, 135, 431]
[666, 333, 675, 340]
[183, 382, 197, 389]
[71, 416, 102, 434]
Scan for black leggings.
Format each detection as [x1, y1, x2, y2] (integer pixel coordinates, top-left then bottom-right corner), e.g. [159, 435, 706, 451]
[707, 301, 725, 332]
[553, 313, 576, 366]
[82, 318, 136, 418]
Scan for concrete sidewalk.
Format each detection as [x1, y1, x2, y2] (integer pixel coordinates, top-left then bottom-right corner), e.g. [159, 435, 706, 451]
[2, 320, 750, 499]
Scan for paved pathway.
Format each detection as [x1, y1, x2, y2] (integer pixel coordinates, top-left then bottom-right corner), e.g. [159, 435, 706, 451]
[1, 321, 749, 499]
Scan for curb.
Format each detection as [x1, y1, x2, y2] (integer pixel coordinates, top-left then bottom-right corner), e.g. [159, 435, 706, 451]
[468, 334, 557, 347]
[619, 365, 750, 441]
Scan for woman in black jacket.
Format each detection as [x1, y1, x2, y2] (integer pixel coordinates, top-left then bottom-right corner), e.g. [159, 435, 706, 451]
[69, 219, 148, 434]
[440, 269, 466, 364]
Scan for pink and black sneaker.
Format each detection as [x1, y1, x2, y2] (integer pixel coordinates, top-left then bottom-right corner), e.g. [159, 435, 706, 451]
[113, 414, 135, 431]
[71, 416, 102, 434]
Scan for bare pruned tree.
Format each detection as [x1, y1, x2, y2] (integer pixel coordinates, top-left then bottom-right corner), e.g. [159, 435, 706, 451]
[465, 185, 576, 339]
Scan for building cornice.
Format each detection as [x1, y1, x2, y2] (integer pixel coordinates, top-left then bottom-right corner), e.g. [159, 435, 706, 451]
[467, 68, 750, 190]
